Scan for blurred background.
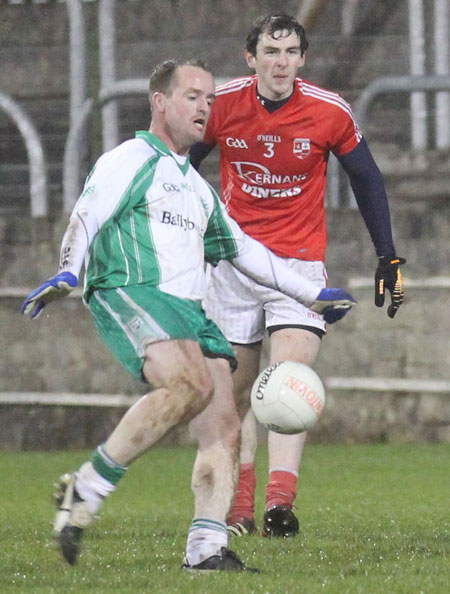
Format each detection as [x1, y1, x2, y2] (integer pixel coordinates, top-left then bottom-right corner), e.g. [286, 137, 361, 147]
[1, 0, 449, 449]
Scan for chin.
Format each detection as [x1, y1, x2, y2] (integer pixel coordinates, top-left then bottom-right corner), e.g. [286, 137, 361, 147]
[192, 131, 205, 143]
[275, 84, 291, 96]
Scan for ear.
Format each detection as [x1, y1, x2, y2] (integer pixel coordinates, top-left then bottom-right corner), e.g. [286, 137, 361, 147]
[299, 54, 306, 68]
[245, 51, 256, 70]
[151, 91, 166, 114]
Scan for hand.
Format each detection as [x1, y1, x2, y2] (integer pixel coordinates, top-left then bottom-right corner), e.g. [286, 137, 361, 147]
[21, 271, 78, 319]
[311, 288, 357, 324]
[375, 256, 406, 318]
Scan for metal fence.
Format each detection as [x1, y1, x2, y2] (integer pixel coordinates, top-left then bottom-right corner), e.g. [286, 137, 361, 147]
[1, 0, 449, 215]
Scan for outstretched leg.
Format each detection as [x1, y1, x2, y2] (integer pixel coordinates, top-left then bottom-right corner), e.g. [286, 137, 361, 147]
[53, 339, 214, 565]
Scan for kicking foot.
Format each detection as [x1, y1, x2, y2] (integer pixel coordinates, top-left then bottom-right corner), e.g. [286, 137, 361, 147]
[53, 473, 94, 564]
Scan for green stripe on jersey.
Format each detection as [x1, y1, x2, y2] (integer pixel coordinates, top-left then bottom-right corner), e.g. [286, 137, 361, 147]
[85, 155, 160, 292]
[204, 184, 239, 265]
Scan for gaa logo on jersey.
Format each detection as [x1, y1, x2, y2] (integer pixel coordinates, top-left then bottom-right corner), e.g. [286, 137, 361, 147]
[293, 138, 311, 159]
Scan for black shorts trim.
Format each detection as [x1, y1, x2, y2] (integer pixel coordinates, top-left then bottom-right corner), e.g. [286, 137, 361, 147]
[230, 340, 263, 347]
[204, 351, 238, 372]
[267, 324, 325, 339]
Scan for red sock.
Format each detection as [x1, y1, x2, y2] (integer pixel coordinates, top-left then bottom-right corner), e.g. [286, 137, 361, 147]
[227, 463, 256, 524]
[265, 470, 297, 510]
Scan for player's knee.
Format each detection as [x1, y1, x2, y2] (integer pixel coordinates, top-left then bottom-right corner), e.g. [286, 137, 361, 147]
[143, 351, 214, 420]
[192, 372, 215, 411]
[176, 367, 214, 421]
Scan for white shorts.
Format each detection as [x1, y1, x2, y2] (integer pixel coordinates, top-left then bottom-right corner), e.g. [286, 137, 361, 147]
[204, 259, 328, 344]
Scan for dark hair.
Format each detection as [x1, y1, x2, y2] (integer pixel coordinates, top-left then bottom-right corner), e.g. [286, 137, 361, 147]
[246, 12, 308, 57]
[149, 58, 212, 96]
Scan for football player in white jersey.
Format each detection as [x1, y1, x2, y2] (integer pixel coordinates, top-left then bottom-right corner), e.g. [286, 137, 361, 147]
[22, 59, 355, 572]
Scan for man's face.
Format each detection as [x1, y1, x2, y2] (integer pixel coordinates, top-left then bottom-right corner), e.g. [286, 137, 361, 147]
[161, 65, 215, 153]
[246, 30, 305, 101]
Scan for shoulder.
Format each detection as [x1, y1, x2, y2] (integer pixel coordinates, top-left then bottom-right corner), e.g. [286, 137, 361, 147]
[296, 78, 354, 116]
[98, 137, 157, 167]
[116, 137, 158, 161]
[214, 75, 256, 101]
[91, 138, 159, 183]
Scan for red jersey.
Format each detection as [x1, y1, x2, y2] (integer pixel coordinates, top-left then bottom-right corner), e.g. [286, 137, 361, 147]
[204, 75, 362, 261]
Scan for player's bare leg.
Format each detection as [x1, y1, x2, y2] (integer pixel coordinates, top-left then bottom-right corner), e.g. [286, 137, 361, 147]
[263, 328, 321, 537]
[226, 343, 261, 535]
[240, 407, 258, 465]
[189, 357, 240, 518]
[184, 357, 258, 571]
[105, 340, 213, 464]
[54, 339, 214, 565]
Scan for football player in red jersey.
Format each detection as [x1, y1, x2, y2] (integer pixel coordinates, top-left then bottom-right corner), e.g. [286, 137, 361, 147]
[191, 12, 405, 538]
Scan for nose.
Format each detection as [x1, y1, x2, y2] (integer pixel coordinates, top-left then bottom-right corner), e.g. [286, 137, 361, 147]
[198, 97, 210, 115]
[277, 52, 289, 67]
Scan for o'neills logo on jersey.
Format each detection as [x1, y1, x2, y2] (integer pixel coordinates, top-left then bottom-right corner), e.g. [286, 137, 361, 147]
[257, 134, 281, 143]
[161, 211, 203, 235]
[293, 138, 311, 159]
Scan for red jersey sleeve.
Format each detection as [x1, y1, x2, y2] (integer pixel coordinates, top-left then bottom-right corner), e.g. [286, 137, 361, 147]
[327, 99, 362, 157]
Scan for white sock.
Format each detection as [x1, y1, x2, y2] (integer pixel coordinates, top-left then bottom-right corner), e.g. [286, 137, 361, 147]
[185, 518, 228, 566]
[269, 466, 299, 477]
[75, 462, 116, 514]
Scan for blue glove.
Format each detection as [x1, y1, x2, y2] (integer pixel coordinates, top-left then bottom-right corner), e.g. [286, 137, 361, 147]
[311, 288, 357, 324]
[21, 271, 78, 319]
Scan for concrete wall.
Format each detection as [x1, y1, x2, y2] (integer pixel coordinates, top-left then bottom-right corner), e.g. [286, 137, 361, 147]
[2, 197, 449, 449]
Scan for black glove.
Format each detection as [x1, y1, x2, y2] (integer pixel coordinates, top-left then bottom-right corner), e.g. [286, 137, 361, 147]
[375, 256, 406, 318]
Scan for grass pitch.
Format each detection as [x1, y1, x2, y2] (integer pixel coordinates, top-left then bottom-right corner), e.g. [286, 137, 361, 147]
[0, 443, 448, 593]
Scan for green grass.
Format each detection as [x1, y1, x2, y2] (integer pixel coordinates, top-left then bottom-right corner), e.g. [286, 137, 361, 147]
[1, 444, 449, 593]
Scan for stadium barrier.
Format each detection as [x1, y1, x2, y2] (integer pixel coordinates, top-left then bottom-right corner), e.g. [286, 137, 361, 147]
[0, 92, 48, 217]
[328, 74, 450, 209]
[1, 376, 449, 409]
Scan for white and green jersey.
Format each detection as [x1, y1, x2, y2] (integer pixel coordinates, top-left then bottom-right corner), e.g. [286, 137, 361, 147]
[72, 131, 247, 302]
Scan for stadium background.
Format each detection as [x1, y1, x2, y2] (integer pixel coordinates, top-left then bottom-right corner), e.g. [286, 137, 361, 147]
[0, 0, 449, 449]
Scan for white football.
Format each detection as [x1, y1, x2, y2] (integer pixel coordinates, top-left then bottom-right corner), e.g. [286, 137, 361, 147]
[250, 361, 325, 434]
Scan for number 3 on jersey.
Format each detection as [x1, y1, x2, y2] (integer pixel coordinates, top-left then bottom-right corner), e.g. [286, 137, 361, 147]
[263, 142, 275, 158]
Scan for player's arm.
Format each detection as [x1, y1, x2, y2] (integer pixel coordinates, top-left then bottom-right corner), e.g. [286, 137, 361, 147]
[189, 141, 215, 171]
[22, 158, 107, 320]
[231, 236, 356, 324]
[337, 137, 394, 256]
[337, 138, 406, 318]
[21, 208, 99, 319]
[21, 144, 150, 319]
[203, 183, 355, 324]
